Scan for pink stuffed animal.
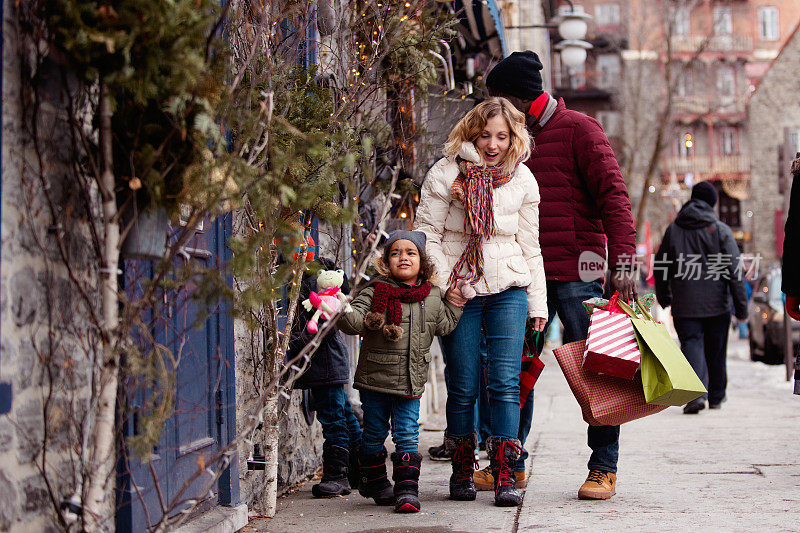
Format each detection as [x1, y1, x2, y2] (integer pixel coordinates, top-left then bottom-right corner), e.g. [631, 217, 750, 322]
[302, 269, 351, 334]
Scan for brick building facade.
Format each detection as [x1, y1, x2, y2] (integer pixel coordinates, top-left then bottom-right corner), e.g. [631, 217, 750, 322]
[534, 1, 800, 252]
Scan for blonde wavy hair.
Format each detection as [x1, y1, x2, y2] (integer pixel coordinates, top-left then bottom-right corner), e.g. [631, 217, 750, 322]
[443, 97, 532, 175]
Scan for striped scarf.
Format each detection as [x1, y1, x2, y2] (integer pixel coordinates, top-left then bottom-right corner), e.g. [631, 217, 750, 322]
[448, 160, 513, 289]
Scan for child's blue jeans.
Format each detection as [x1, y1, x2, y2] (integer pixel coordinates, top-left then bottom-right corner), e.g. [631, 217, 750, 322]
[360, 389, 421, 454]
[310, 385, 362, 450]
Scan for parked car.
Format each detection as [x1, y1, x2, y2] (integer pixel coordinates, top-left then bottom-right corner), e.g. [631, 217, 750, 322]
[748, 267, 800, 364]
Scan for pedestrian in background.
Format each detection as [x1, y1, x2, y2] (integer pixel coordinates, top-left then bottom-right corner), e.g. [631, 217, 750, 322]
[291, 257, 361, 498]
[655, 182, 748, 414]
[339, 230, 463, 513]
[783, 156, 800, 394]
[486, 50, 637, 501]
[414, 97, 548, 507]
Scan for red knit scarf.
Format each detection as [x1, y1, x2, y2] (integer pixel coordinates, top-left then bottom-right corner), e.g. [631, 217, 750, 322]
[448, 159, 513, 289]
[366, 281, 432, 341]
[527, 92, 550, 119]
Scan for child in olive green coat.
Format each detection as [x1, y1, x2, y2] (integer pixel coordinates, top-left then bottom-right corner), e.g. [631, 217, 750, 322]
[339, 230, 463, 513]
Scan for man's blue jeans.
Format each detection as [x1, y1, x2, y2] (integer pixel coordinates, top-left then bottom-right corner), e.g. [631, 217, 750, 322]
[360, 389, 421, 454]
[310, 385, 362, 450]
[442, 287, 527, 439]
[516, 388, 535, 471]
[517, 280, 621, 473]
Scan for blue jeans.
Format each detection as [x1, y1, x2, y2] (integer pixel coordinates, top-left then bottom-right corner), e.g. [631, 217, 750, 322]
[517, 280, 620, 473]
[516, 388, 534, 471]
[475, 336, 492, 445]
[441, 338, 491, 446]
[442, 287, 527, 439]
[310, 385, 362, 450]
[360, 389, 421, 454]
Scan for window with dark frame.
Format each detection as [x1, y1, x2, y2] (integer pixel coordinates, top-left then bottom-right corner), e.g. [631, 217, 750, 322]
[717, 187, 741, 228]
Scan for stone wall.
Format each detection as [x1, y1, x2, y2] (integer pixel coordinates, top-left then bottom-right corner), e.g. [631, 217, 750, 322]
[233, 299, 323, 508]
[745, 27, 800, 264]
[1, 4, 101, 530]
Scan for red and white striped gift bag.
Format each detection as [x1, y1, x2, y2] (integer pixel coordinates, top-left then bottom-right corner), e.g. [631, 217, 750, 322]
[583, 309, 641, 380]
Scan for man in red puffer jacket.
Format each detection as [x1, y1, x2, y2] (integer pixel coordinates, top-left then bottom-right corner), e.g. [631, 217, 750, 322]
[486, 51, 637, 500]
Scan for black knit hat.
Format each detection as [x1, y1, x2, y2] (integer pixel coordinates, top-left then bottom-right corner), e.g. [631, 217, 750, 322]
[485, 51, 544, 100]
[691, 181, 718, 208]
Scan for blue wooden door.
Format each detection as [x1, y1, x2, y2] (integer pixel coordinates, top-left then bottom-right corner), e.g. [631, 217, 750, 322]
[117, 216, 238, 531]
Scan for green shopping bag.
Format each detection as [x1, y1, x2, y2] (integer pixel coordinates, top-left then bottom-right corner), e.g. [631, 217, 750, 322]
[617, 300, 707, 406]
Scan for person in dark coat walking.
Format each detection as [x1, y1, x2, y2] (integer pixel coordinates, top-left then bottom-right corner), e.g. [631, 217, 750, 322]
[782, 157, 800, 394]
[654, 182, 748, 413]
[291, 257, 362, 497]
[485, 50, 637, 500]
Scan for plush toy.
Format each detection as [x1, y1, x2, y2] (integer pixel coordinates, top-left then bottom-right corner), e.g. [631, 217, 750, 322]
[302, 269, 351, 334]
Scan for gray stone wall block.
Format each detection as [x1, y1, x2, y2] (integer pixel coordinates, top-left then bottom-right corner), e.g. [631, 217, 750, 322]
[14, 397, 44, 463]
[0, 418, 15, 454]
[13, 340, 36, 391]
[66, 232, 96, 272]
[21, 474, 49, 516]
[45, 398, 76, 453]
[276, 391, 322, 489]
[0, 274, 7, 318]
[10, 268, 40, 327]
[0, 469, 20, 530]
[36, 272, 74, 322]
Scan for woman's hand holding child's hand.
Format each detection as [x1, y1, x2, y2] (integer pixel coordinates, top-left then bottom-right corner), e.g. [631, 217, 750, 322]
[528, 317, 547, 332]
[445, 285, 468, 307]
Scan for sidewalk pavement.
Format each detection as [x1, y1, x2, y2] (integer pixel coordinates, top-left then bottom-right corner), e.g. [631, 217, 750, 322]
[248, 333, 800, 532]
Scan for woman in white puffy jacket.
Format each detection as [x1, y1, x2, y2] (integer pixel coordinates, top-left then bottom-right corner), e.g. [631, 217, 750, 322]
[413, 97, 547, 507]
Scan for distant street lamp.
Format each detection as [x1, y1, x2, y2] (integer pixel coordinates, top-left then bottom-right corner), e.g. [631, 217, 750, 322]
[552, 4, 593, 68]
[506, 0, 593, 69]
[556, 39, 593, 68]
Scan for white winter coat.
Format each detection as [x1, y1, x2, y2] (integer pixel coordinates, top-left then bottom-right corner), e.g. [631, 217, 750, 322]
[413, 142, 548, 318]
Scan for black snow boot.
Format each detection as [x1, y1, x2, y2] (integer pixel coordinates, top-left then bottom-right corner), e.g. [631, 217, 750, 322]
[348, 443, 361, 491]
[447, 432, 478, 501]
[311, 443, 352, 498]
[391, 452, 422, 513]
[486, 437, 524, 507]
[358, 447, 395, 505]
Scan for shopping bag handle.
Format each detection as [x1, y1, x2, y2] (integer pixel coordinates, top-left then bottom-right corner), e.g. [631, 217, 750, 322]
[615, 299, 637, 318]
[616, 298, 655, 322]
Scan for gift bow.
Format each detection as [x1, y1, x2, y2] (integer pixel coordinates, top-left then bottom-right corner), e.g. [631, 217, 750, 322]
[582, 293, 656, 316]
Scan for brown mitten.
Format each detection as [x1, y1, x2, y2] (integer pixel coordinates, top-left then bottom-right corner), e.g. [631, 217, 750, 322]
[382, 324, 403, 342]
[365, 311, 385, 330]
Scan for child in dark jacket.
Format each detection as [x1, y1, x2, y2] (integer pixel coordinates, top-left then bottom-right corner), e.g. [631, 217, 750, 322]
[339, 230, 463, 513]
[291, 257, 362, 498]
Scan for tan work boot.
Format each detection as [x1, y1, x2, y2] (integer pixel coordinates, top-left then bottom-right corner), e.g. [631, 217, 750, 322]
[473, 465, 527, 490]
[578, 470, 616, 500]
